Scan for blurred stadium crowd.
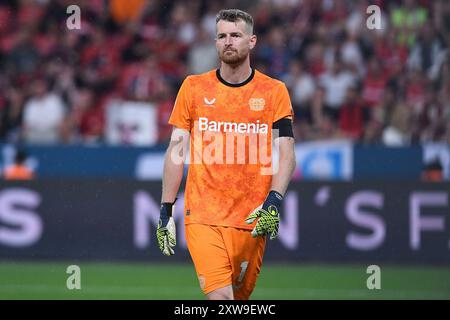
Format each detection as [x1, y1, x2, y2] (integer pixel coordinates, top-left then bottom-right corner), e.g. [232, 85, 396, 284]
[0, 0, 449, 146]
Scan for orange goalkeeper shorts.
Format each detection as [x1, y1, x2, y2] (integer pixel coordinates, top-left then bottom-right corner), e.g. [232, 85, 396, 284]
[185, 223, 267, 300]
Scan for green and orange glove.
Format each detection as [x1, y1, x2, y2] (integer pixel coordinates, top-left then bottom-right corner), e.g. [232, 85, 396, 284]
[156, 199, 177, 256]
[245, 191, 283, 240]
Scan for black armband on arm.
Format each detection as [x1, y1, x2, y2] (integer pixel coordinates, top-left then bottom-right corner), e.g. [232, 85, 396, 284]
[272, 118, 294, 138]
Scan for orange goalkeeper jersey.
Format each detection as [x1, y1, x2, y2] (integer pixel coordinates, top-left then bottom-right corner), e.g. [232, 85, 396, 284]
[169, 69, 293, 230]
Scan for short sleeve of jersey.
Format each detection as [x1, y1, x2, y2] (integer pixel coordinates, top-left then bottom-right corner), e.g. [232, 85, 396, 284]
[273, 83, 294, 123]
[168, 77, 193, 130]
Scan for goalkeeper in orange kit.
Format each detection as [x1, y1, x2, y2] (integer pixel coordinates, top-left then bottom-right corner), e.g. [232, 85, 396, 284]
[157, 8, 295, 300]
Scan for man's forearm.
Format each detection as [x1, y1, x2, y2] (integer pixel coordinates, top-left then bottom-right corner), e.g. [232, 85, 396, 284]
[161, 129, 189, 204]
[161, 145, 184, 203]
[271, 137, 296, 196]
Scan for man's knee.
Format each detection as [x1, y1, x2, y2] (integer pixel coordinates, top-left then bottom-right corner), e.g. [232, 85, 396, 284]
[206, 285, 234, 300]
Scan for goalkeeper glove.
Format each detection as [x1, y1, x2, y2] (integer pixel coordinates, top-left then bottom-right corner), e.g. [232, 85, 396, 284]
[157, 199, 177, 256]
[245, 191, 283, 240]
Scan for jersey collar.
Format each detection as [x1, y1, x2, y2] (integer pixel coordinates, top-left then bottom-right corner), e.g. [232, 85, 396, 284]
[216, 68, 255, 87]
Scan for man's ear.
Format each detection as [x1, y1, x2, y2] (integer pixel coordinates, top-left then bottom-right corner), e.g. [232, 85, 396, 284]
[249, 34, 257, 50]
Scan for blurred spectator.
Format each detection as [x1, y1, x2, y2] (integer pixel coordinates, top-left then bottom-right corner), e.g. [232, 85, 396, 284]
[405, 68, 427, 114]
[80, 27, 121, 92]
[362, 102, 385, 144]
[318, 59, 356, 120]
[362, 57, 388, 108]
[7, 28, 40, 80]
[282, 59, 315, 120]
[2, 149, 34, 180]
[156, 80, 176, 144]
[118, 54, 165, 101]
[22, 77, 66, 144]
[416, 87, 447, 142]
[305, 41, 327, 78]
[201, 1, 222, 40]
[382, 106, 411, 146]
[256, 25, 293, 78]
[188, 27, 218, 75]
[0, 4, 14, 35]
[68, 87, 105, 143]
[390, 0, 428, 47]
[0, 86, 25, 143]
[153, 36, 188, 83]
[169, 2, 196, 46]
[374, 31, 409, 79]
[341, 31, 365, 77]
[109, 0, 147, 25]
[310, 113, 343, 141]
[421, 158, 444, 181]
[339, 84, 368, 140]
[318, 0, 348, 26]
[407, 22, 447, 81]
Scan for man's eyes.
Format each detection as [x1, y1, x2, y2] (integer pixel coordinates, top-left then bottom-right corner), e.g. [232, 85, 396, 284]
[217, 34, 241, 38]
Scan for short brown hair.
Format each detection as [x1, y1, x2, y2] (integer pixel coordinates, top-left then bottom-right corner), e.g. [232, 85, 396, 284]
[216, 9, 254, 34]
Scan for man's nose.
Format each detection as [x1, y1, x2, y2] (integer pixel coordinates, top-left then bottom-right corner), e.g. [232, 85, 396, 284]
[224, 35, 232, 45]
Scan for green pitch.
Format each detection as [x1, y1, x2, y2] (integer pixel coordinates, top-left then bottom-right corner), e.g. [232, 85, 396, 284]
[0, 262, 449, 299]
